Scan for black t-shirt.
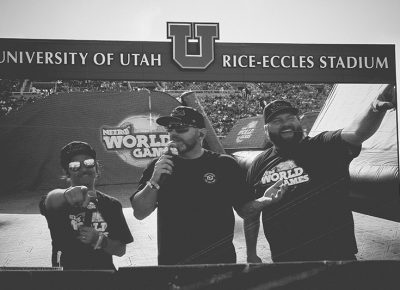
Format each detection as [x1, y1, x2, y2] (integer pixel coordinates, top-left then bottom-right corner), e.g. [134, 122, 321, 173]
[132, 149, 251, 265]
[247, 130, 361, 262]
[40, 191, 133, 270]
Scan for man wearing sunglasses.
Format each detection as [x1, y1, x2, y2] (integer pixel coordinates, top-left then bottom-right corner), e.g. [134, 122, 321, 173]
[131, 106, 284, 265]
[39, 141, 133, 270]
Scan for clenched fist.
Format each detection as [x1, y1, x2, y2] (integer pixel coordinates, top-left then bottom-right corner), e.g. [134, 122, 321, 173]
[372, 84, 396, 112]
[64, 186, 90, 208]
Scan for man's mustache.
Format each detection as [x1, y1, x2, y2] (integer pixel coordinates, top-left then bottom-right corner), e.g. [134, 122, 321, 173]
[78, 171, 95, 177]
[279, 125, 302, 133]
[171, 137, 183, 142]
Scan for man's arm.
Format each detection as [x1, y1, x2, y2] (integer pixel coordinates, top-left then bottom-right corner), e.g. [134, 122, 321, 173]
[78, 198, 132, 257]
[101, 238, 126, 257]
[244, 212, 262, 263]
[236, 180, 286, 219]
[44, 186, 90, 210]
[342, 84, 396, 146]
[77, 226, 127, 256]
[131, 155, 174, 220]
[238, 180, 288, 263]
[130, 184, 159, 220]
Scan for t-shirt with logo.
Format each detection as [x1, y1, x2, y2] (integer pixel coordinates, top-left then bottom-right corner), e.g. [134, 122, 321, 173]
[133, 149, 252, 265]
[40, 191, 133, 269]
[247, 130, 361, 262]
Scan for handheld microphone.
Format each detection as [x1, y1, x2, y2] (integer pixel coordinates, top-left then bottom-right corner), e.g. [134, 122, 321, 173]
[158, 141, 178, 186]
[84, 192, 97, 226]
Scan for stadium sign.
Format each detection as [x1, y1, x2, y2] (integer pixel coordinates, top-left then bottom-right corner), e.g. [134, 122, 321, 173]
[101, 114, 170, 168]
[236, 120, 259, 143]
[0, 22, 396, 83]
[167, 22, 219, 69]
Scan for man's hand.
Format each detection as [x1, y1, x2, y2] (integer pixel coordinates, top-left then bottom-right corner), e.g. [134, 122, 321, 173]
[151, 155, 174, 184]
[263, 179, 289, 203]
[77, 226, 100, 245]
[64, 186, 90, 208]
[372, 84, 396, 112]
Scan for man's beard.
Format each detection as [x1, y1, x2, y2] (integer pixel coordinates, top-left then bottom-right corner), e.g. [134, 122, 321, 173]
[172, 137, 198, 155]
[268, 125, 304, 151]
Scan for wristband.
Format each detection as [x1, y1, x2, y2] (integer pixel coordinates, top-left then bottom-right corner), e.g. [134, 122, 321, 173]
[147, 180, 160, 190]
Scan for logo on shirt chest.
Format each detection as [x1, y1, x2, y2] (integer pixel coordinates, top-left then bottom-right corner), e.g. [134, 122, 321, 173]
[261, 160, 310, 186]
[203, 172, 217, 184]
[69, 210, 108, 233]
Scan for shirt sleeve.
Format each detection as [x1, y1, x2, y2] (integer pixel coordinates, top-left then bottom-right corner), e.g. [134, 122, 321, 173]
[222, 155, 254, 210]
[108, 199, 133, 245]
[311, 129, 361, 163]
[245, 151, 267, 199]
[39, 195, 47, 216]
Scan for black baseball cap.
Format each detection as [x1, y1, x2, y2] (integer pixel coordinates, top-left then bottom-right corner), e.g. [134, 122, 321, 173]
[263, 100, 299, 123]
[60, 141, 96, 171]
[156, 106, 205, 128]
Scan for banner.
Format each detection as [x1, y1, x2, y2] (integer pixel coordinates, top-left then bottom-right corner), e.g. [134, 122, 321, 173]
[0, 38, 395, 83]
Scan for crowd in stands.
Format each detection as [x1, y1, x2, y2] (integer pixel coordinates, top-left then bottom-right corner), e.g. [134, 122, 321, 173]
[199, 83, 331, 136]
[0, 80, 332, 136]
[0, 79, 22, 116]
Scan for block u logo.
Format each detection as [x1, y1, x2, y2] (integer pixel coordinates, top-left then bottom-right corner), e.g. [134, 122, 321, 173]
[167, 22, 219, 69]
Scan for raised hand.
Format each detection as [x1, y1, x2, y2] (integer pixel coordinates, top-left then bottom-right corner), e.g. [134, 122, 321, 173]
[372, 84, 396, 112]
[64, 186, 90, 208]
[263, 179, 289, 203]
[151, 155, 174, 185]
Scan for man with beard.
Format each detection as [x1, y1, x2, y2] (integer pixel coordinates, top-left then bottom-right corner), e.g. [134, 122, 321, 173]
[131, 106, 285, 265]
[245, 84, 396, 263]
[39, 141, 133, 269]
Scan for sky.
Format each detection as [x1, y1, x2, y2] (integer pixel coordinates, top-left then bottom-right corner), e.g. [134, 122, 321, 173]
[0, 0, 398, 44]
[0, 0, 398, 76]
[0, 0, 399, 64]
[0, 0, 399, 139]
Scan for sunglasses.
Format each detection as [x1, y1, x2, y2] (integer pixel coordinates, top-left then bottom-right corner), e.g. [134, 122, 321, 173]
[166, 124, 195, 133]
[68, 158, 96, 172]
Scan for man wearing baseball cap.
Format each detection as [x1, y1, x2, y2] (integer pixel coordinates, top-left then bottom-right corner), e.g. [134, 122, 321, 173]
[245, 85, 396, 263]
[39, 141, 133, 269]
[131, 106, 284, 265]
